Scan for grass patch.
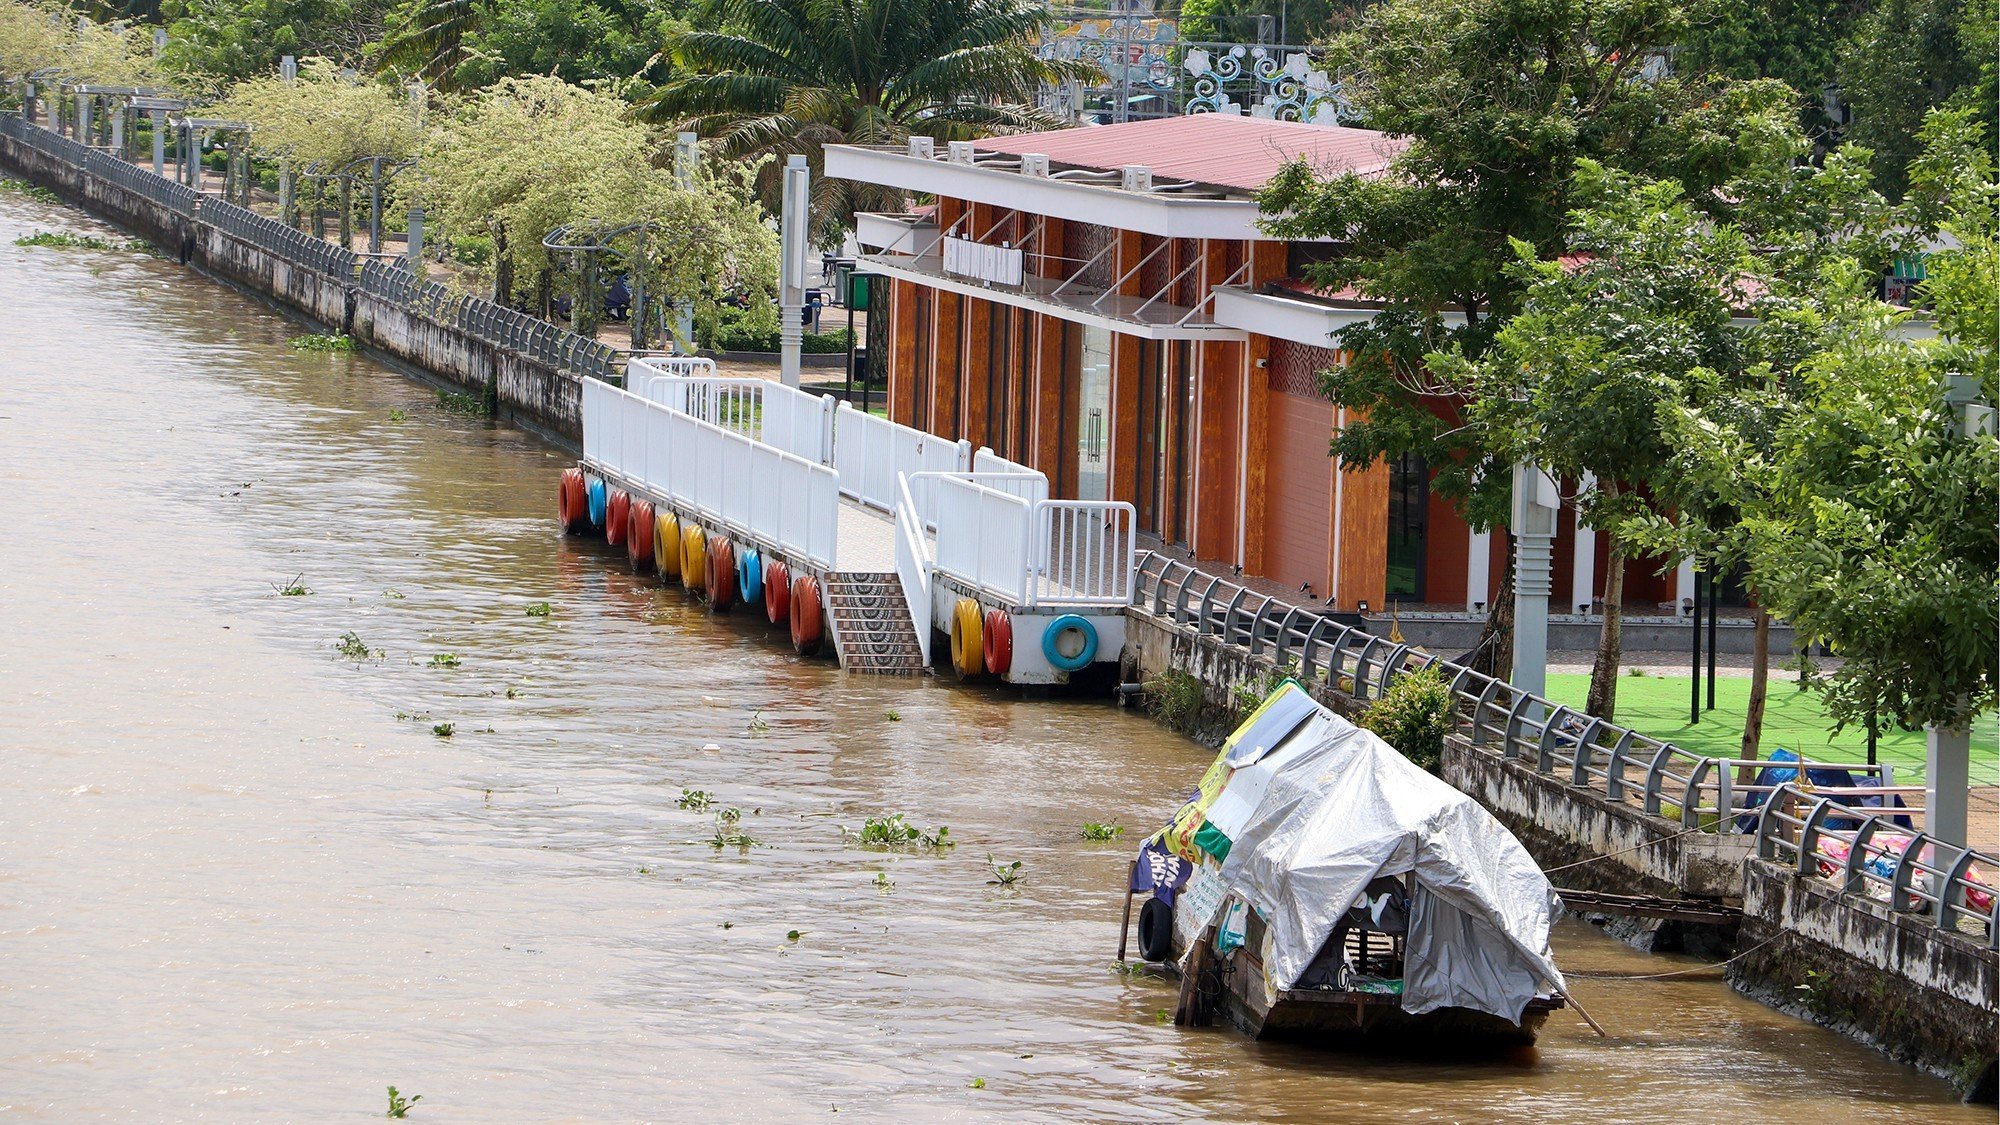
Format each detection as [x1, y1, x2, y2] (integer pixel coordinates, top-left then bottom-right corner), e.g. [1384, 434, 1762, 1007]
[1143, 669, 1203, 731]
[289, 333, 357, 352]
[1544, 672, 2000, 784]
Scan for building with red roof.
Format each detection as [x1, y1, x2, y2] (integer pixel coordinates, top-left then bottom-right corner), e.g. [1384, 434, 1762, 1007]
[824, 114, 1665, 615]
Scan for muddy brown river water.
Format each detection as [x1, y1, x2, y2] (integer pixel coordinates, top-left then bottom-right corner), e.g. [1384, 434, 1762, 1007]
[0, 194, 1982, 1121]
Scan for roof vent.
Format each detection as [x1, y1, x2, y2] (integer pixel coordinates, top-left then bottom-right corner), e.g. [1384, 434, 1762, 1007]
[947, 141, 977, 165]
[907, 136, 934, 159]
[1020, 153, 1050, 177]
[1120, 164, 1153, 193]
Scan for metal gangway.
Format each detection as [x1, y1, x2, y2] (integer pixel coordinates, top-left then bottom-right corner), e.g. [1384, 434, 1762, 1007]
[578, 357, 1136, 679]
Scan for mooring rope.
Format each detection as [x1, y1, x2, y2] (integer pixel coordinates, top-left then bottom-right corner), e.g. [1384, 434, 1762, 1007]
[1562, 932, 1783, 981]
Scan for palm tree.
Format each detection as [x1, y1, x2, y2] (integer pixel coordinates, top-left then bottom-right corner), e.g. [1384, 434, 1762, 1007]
[645, 0, 1092, 237]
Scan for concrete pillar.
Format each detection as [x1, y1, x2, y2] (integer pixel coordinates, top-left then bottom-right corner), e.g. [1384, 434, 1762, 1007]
[1570, 471, 1597, 616]
[674, 132, 699, 353]
[108, 105, 123, 156]
[1466, 529, 1491, 614]
[1675, 557, 1696, 615]
[1511, 463, 1560, 699]
[76, 93, 90, 144]
[405, 201, 425, 277]
[1927, 724, 1970, 849]
[151, 110, 165, 175]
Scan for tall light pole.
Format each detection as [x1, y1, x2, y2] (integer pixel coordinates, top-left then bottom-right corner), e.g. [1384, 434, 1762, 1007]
[673, 132, 699, 354]
[1510, 462, 1560, 701]
[778, 153, 810, 389]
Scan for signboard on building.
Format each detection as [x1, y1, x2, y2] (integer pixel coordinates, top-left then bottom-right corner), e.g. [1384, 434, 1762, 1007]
[942, 235, 1025, 287]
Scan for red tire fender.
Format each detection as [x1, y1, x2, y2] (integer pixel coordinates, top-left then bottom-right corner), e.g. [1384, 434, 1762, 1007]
[708, 537, 737, 612]
[983, 608, 1013, 676]
[790, 574, 823, 656]
[606, 489, 630, 547]
[558, 467, 588, 533]
[764, 560, 791, 624]
[627, 499, 655, 571]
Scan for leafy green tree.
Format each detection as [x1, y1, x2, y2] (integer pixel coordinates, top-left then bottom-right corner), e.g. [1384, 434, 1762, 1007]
[1837, 0, 1994, 198]
[644, 0, 1089, 238]
[1, 0, 161, 87]
[1674, 0, 1858, 138]
[160, 0, 391, 83]
[1258, 0, 1791, 675]
[373, 0, 684, 94]
[1438, 165, 1754, 721]
[206, 57, 424, 168]
[417, 74, 775, 334]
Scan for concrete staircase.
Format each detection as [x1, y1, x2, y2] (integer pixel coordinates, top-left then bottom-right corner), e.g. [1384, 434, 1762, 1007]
[824, 573, 926, 675]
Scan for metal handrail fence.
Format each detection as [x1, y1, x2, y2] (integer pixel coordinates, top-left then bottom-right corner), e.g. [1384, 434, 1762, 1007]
[1133, 552, 1899, 835]
[5, 109, 617, 380]
[1757, 781, 1997, 948]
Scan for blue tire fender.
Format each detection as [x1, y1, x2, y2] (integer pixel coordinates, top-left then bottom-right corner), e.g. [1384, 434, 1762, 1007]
[1041, 614, 1098, 671]
[586, 477, 608, 528]
[737, 548, 764, 605]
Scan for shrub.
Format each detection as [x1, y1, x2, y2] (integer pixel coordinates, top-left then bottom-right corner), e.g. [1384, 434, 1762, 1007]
[1358, 664, 1454, 772]
[695, 302, 854, 353]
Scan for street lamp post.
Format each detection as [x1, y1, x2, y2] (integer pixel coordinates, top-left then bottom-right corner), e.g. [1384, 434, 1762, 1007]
[778, 154, 809, 389]
[1510, 462, 1560, 701]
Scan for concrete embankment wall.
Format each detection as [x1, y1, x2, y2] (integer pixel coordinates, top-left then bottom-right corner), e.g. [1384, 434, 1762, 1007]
[1734, 859, 1998, 1099]
[0, 127, 590, 447]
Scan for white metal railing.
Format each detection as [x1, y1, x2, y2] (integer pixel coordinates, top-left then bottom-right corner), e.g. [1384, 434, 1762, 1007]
[1758, 782, 1996, 948]
[972, 446, 1050, 505]
[627, 360, 835, 465]
[1031, 500, 1138, 606]
[835, 401, 973, 513]
[913, 471, 1136, 610]
[583, 377, 838, 567]
[893, 472, 935, 665]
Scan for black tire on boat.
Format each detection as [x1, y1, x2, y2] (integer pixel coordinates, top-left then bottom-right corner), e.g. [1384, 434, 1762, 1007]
[1137, 896, 1174, 962]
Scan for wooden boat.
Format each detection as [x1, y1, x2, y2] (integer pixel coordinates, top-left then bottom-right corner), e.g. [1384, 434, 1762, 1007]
[1173, 904, 1565, 1048]
[1125, 680, 1571, 1052]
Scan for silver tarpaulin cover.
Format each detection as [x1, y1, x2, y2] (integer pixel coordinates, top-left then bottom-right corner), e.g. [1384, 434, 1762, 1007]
[1215, 691, 1565, 1022]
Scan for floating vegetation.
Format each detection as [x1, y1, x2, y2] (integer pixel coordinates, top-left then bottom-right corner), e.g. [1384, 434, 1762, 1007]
[524, 601, 552, 618]
[382, 588, 406, 600]
[1080, 823, 1124, 841]
[388, 408, 408, 422]
[13, 229, 145, 251]
[677, 788, 713, 811]
[0, 178, 61, 203]
[334, 631, 381, 661]
[273, 575, 312, 596]
[385, 1086, 422, 1117]
[709, 808, 757, 849]
[873, 871, 892, 890]
[884, 708, 900, 721]
[986, 855, 1024, 886]
[847, 813, 951, 851]
[746, 708, 768, 733]
[431, 722, 455, 738]
[289, 333, 357, 352]
[426, 653, 461, 668]
[434, 388, 487, 415]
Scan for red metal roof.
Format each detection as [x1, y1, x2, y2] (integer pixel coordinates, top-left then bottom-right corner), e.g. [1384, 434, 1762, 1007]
[972, 115, 1405, 194]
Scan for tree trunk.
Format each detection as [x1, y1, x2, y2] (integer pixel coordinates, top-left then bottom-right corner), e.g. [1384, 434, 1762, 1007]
[1468, 546, 1515, 682]
[1737, 606, 1771, 784]
[1584, 534, 1626, 721]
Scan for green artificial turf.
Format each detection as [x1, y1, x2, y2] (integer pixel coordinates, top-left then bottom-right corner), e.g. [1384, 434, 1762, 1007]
[1543, 671, 2000, 786]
